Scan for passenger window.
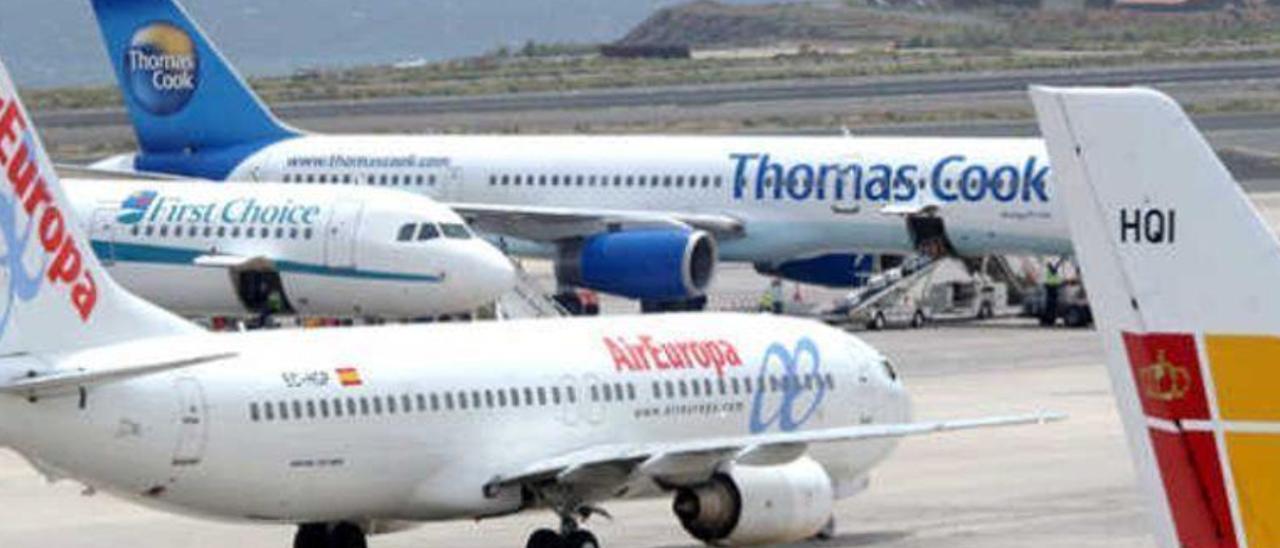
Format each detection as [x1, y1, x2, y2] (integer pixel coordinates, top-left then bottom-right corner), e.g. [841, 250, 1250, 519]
[159, 225, 168, 237]
[372, 397, 384, 415]
[602, 384, 612, 402]
[444, 392, 455, 410]
[826, 373, 837, 389]
[359, 397, 370, 416]
[344, 175, 353, 184]
[565, 386, 576, 404]
[665, 380, 675, 398]
[387, 395, 397, 414]
[497, 389, 508, 407]
[441, 224, 471, 239]
[216, 226, 226, 237]
[203, 226, 212, 237]
[232, 226, 242, 238]
[537, 387, 547, 406]
[429, 174, 437, 185]
[292, 400, 303, 419]
[130, 225, 140, 236]
[276, 228, 285, 238]
[509, 388, 521, 407]
[703, 379, 713, 396]
[319, 400, 329, 418]
[590, 385, 599, 402]
[652, 381, 662, 399]
[245, 227, 255, 238]
[413, 394, 424, 412]
[278, 401, 290, 420]
[304, 228, 314, 239]
[718, 378, 727, 395]
[471, 391, 482, 409]
[551, 386, 561, 405]
[485, 390, 495, 408]
[249, 402, 260, 422]
[417, 224, 440, 241]
[306, 175, 315, 183]
[715, 176, 724, 187]
[333, 398, 344, 417]
[290, 228, 299, 239]
[417, 175, 425, 186]
[744, 378, 754, 394]
[524, 387, 534, 405]
[430, 393, 440, 411]
[347, 398, 357, 416]
[731, 377, 740, 395]
[678, 380, 688, 398]
[263, 402, 275, 421]
[458, 391, 469, 410]
[690, 380, 700, 397]
[626, 383, 636, 401]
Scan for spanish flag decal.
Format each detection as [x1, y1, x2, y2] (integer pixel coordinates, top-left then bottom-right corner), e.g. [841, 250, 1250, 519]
[336, 367, 362, 387]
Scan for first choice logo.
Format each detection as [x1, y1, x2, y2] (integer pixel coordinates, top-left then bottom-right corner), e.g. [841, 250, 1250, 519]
[125, 22, 198, 116]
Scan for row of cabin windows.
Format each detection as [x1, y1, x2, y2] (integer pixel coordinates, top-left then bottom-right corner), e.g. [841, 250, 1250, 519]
[129, 224, 315, 240]
[651, 372, 835, 400]
[487, 173, 725, 189]
[280, 173, 439, 187]
[248, 373, 836, 423]
[250, 383, 586, 422]
[395, 222, 474, 242]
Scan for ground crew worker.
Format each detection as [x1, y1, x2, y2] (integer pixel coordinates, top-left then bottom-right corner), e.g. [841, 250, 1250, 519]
[1043, 262, 1063, 326]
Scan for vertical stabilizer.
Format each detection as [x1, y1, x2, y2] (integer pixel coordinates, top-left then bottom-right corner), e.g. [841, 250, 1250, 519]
[90, 0, 298, 179]
[1033, 86, 1280, 548]
[0, 59, 196, 356]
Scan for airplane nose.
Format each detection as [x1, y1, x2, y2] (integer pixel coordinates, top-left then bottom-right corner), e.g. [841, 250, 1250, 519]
[471, 242, 517, 299]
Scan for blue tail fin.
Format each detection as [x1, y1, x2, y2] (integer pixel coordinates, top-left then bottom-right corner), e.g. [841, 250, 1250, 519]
[90, 0, 298, 179]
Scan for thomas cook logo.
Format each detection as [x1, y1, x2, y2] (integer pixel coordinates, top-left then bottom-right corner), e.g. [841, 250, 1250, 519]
[749, 338, 826, 434]
[124, 23, 198, 116]
[1138, 350, 1191, 402]
[117, 190, 157, 225]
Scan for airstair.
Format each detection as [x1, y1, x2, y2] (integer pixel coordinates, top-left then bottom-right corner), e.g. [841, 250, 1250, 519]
[495, 261, 569, 319]
[822, 254, 944, 324]
[962, 255, 1040, 306]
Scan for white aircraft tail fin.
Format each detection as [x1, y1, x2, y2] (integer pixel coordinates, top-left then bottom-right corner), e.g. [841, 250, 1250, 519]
[0, 59, 196, 357]
[1033, 85, 1280, 548]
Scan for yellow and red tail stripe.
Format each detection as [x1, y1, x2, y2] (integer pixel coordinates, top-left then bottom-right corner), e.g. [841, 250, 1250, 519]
[1123, 332, 1280, 548]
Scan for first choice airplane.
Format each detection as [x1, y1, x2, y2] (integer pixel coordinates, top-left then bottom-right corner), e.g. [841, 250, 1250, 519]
[65, 178, 515, 319]
[86, 0, 1066, 311]
[1034, 86, 1280, 547]
[0, 58, 1057, 548]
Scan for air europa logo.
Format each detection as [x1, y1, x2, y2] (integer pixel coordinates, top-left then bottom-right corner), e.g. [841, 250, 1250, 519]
[605, 335, 743, 377]
[125, 22, 198, 116]
[0, 95, 97, 326]
[750, 338, 825, 434]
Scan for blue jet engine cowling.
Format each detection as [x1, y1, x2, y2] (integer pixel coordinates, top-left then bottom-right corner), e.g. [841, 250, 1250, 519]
[557, 230, 717, 301]
[756, 254, 877, 288]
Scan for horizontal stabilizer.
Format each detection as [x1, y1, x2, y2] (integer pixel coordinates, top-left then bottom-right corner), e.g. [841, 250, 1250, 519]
[0, 352, 236, 397]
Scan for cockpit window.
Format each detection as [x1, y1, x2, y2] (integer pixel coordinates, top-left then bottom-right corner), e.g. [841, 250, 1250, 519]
[441, 223, 472, 239]
[880, 359, 898, 382]
[396, 223, 416, 242]
[417, 223, 440, 241]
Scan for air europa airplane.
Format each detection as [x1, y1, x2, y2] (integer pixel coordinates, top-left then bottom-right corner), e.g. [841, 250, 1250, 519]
[0, 58, 1056, 548]
[62, 179, 515, 319]
[86, 0, 1066, 311]
[1034, 86, 1280, 547]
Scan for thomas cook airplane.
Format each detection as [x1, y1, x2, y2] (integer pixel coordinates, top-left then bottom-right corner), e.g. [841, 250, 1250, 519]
[86, 0, 1062, 311]
[0, 59, 1057, 547]
[1033, 85, 1280, 547]
[65, 178, 515, 319]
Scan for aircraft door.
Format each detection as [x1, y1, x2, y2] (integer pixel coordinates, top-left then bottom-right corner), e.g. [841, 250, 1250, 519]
[582, 374, 605, 426]
[172, 378, 208, 467]
[325, 202, 363, 269]
[90, 208, 118, 265]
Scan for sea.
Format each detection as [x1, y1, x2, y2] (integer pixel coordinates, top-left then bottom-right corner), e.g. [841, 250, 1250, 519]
[1, 0, 784, 89]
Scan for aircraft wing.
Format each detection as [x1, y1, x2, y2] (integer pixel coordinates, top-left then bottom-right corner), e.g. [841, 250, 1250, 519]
[484, 412, 1062, 495]
[0, 352, 237, 397]
[448, 203, 746, 242]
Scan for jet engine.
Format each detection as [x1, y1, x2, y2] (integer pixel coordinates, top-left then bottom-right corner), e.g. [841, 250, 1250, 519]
[672, 457, 834, 546]
[556, 229, 717, 301]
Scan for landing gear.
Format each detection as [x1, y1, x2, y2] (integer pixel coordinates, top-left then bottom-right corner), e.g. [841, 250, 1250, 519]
[293, 522, 366, 548]
[525, 527, 601, 548]
[640, 295, 707, 314]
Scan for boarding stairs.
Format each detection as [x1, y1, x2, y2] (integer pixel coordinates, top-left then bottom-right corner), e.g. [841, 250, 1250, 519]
[495, 261, 569, 319]
[962, 255, 1043, 307]
[822, 254, 943, 324]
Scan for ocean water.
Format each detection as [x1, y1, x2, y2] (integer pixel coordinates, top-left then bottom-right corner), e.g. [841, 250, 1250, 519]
[1, 0, 780, 89]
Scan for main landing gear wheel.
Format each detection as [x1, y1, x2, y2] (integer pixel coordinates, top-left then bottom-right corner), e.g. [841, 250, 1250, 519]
[527, 528, 564, 548]
[293, 522, 366, 548]
[564, 530, 600, 548]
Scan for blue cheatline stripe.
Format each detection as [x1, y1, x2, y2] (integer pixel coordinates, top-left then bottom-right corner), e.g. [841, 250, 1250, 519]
[91, 241, 443, 284]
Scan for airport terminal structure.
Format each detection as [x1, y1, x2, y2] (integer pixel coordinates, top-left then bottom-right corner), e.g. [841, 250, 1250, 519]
[0, 0, 1277, 546]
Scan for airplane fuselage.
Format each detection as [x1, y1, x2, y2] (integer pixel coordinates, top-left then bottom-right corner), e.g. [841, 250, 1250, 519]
[0, 314, 906, 524]
[116, 134, 1066, 262]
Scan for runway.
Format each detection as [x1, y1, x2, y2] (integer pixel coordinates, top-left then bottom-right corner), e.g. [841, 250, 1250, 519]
[30, 59, 1280, 130]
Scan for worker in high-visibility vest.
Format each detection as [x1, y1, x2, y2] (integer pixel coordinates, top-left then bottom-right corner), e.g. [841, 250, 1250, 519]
[1043, 262, 1063, 326]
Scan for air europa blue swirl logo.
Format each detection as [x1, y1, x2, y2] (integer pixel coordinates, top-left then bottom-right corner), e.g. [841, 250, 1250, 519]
[124, 22, 198, 116]
[749, 337, 826, 434]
